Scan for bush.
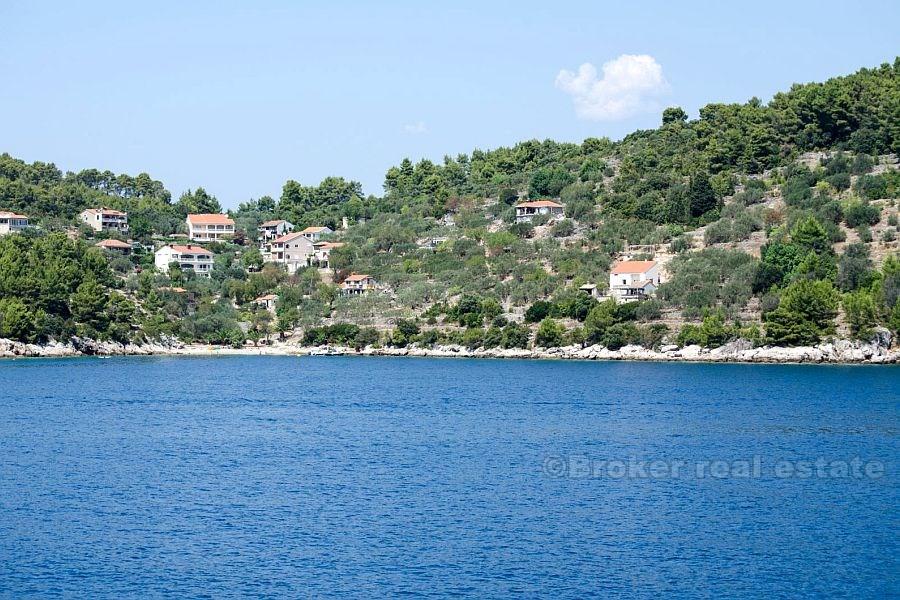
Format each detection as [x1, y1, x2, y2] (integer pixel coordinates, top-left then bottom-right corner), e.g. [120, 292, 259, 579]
[501, 323, 530, 349]
[764, 279, 839, 346]
[599, 322, 640, 350]
[524, 300, 553, 323]
[843, 291, 878, 340]
[844, 200, 881, 228]
[825, 172, 851, 191]
[534, 318, 566, 348]
[639, 324, 669, 349]
[550, 219, 576, 237]
[462, 327, 485, 350]
[483, 326, 503, 349]
[836, 243, 873, 292]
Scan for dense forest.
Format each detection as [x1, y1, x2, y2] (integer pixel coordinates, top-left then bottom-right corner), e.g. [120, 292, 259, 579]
[0, 59, 898, 350]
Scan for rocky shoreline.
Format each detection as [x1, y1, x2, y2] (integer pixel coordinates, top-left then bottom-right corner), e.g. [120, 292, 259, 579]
[1, 336, 898, 364]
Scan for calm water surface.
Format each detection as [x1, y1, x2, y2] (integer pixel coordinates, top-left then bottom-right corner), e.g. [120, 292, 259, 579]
[0, 356, 897, 598]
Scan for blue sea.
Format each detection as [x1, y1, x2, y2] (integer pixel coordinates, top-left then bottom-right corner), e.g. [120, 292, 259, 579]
[0, 356, 897, 598]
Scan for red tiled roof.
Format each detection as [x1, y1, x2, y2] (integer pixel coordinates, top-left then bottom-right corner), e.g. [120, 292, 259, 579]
[314, 241, 344, 249]
[517, 200, 563, 209]
[343, 273, 372, 282]
[272, 232, 306, 244]
[260, 219, 289, 227]
[0, 211, 28, 219]
[166, 244, 214, 255]
[96, 239, 131, 249]
[187, 213, 234, 225]
[300, 226, 330, 234]
[610, 260, 657, 275]
[84, 207, 127, 216]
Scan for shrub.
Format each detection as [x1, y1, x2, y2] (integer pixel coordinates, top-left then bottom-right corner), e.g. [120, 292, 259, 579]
[550, 219, 576, 238]
[534, 318, 566, 348]
[844, 200, 881, 228]
[462, 327, 485, 350]
[483, 326, 503, 349]
[524, 300, 553, 323]
[764, 279, 839, 346]
[501, 323, 530, 349]
[843, 291, 878, 340]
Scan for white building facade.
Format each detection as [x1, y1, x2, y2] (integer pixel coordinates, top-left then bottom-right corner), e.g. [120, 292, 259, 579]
[186, 214, 235, 242]
[515, 200, 564, 223]
[341, 273, 376, 295]
[155, 244, 215, 277]
[0, 211, 28, 236]
[258, 219, 294, 242]
[79, 208, 129, 233]
[266, 232, 315, 274]
[608, 260, 661, 301]
[299, 226, 333, 242]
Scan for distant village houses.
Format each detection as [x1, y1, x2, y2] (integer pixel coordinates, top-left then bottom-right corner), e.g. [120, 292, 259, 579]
[515, 200, 564, 223]
[312, 241, 344, 269]
[299, 225, 333, 242]
[0, 211, 28, 236]
[186, 214, 235, 242]
[79, 208, 128, 233]
[340, 273, 376, 295]
[266, 231, 315, 274]
[258, 219, 294, 242]
[251, 294, 278, 312]
[579, 283, 599, 298]
[155, 244, 215, 277]
[95, 239, 132, 255]
[608, 260, 660, 302]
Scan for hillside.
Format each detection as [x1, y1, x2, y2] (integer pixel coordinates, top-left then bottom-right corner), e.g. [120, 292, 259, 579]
[0, 59, 899, 352]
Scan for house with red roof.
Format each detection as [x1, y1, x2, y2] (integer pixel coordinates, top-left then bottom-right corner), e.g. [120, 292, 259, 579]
[154, 244, 215, 277]
[0, 211, 29, 236]
[299, 225, 333, 242]
[266, 231, 315, 274]
[258, 219, 294, 242]
[608, 260, 660, 301]
[515, 200, 564, 223]
[80, 208, 128, 233]
[95, 238, 133, 255]
[186, 214, 235, 241]
[340, 273, 376, 295]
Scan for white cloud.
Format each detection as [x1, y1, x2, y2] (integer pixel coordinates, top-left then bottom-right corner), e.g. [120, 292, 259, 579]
[555, 54, 669, 121]
[403, 121, 428, 135]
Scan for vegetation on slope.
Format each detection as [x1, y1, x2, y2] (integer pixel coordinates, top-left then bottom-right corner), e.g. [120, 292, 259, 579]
[0, 60, 899, 349]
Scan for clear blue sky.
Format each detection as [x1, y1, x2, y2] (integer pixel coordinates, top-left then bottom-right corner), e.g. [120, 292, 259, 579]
[2, 1, 897, 208]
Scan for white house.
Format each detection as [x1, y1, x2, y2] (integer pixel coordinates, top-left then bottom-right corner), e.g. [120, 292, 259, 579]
[515, 200, 564, 223]
[608, 260, 660, 301]
[79, 208, 128, 233]
[252, 294, 278, 312]
[340, 273, 376, 295]
[186, 214, 235, 241]
[267, 232, 315, 274]
[0, 211, 28, 236]
[258, 219, 294, 242]
[312, 241, 344, 269]
[155, 244, 215, 277]
[299, 225, 333, 242]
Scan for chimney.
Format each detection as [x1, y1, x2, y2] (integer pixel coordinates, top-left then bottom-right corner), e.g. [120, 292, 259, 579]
[342, 216, 349, 230]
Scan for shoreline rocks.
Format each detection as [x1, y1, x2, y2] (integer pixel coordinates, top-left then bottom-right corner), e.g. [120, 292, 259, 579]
[1, 336, 897, 364]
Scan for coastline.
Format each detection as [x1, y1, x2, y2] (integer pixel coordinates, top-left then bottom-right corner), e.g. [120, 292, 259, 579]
[1, 337, 897, 365]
